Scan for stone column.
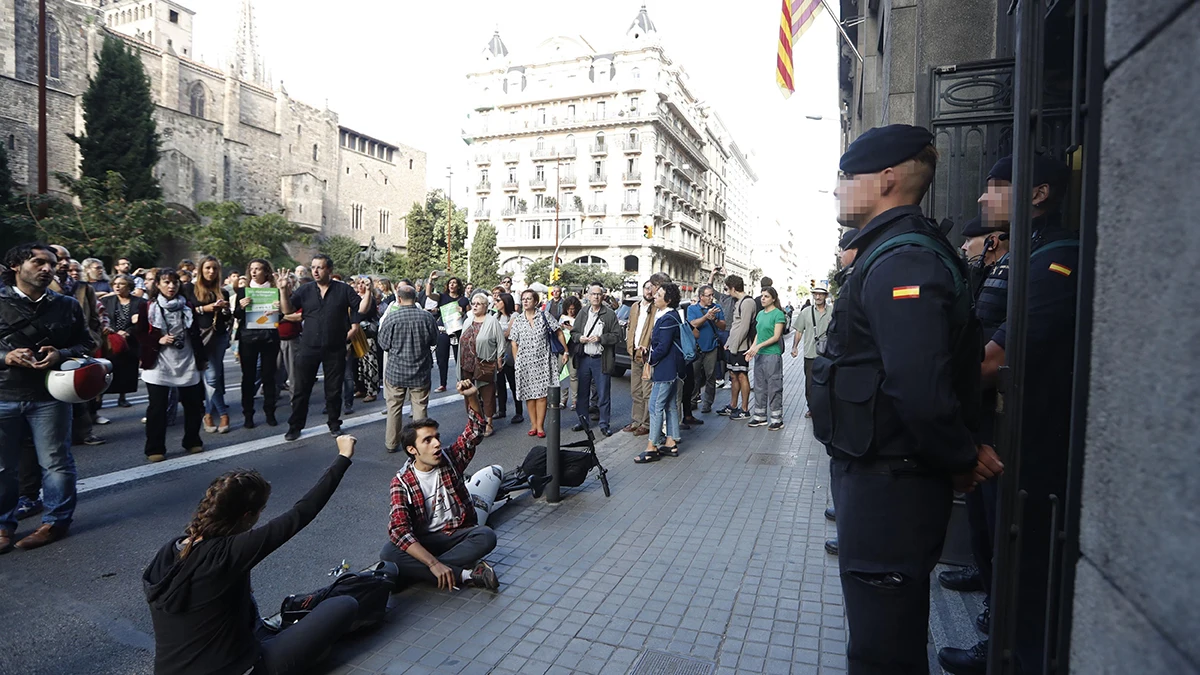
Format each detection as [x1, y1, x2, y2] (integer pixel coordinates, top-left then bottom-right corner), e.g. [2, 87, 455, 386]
[222, 69, 240, 142]
[160, 45, 179, 110]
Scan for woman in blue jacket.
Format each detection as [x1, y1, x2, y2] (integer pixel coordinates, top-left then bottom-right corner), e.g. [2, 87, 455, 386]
[635, 282, 684, 463]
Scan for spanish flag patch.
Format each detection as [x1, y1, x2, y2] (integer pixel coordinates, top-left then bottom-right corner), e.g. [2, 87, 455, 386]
[892, 286, 921, 299]
[1048, 263, 1072, 277]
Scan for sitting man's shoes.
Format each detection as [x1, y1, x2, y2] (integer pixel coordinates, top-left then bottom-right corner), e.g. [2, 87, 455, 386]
[16, 496, 44, 520]
[284, 428, 302, 442]
[469, 560, 500, 590]
[937, 640, 989, 675]
[824, 506, 836, 522]
[147, 454, 166, 463]
[938, 564, 984, 592]
[79, 434, 105, 446]
[825, 539, 839, 556]
[15, 523, 68, 551]
[265, 412, 278, 427]
[976, 606, 990, 634]
[0, 529, 14, 554]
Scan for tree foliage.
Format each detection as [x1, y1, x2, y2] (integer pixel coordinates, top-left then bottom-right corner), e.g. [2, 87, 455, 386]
[318, 235, 365, 275]
[26, 171, 176, 264]
[468, 222, 501, 289]
[430, 190, 469, 278]
[523, 258, 625, 292]
[0, 144, 38, 252]
[192, 201, 308, 271]
[405, 199, 436, 279]
[72, 37, 161, 201]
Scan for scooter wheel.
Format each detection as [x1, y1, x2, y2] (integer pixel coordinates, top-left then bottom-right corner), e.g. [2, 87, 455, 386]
[600, 475, 611, 497]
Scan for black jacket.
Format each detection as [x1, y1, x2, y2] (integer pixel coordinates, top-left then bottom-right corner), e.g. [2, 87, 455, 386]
[143, 456, 351, 675]
[0, 284, 95, 402]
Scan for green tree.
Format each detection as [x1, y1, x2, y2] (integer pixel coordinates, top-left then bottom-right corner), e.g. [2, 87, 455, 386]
[429, 190, 469, 278]
[523, 258, 624, 293]
[72, 37, 161, 201]
[468, 222, 500, 289]
[380, 251, 410, 281]
[30, 171, 175, 262]
[0, 144, 37, 252]
[192, 201, 308, 271]
[405, 200, 436, 278]
[318, 235, 365, 275]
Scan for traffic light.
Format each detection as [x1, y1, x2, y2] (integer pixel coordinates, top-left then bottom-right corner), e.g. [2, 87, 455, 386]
[643, 225, 654, 239]
[550, 267, 561, 283]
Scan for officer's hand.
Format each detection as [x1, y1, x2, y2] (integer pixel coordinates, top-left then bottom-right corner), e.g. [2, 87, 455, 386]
[974, 444, 1004, 481]
[429, 561, 457, 590]
[953, 473, 978, 494]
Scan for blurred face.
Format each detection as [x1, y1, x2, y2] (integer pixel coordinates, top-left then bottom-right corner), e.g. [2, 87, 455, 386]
[178, 270, 191, 284]
[145, 270, 157, 283]
[228, 273, 240, 286]
[978, 179, 1012, 227]
[470, 295, 489, 317]
[116, 259, 131, 274]
[761, 291, 775, 308]
[237, 278, 248, 288]
[552, 287, 561, 300]
[835, 170, 886, 227]
[310, 258, 331, 283]
[12, 248, 57, 290]
[653, 287, 667, 310]
[448, 278, 460, 294]
[112, 277, 132, 297]
[158, 275, 179, 299]
[248, 262, 269, 284]
[491, 288, 501, 304]
[201, 260, 219, 283]
[566, 303, 578, 318]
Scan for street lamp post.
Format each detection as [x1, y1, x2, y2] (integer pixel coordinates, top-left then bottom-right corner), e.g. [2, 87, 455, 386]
[446, 167, 453, 273]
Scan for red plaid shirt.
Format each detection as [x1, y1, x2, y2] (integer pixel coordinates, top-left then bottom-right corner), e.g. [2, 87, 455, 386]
[388, 407, 485, 551]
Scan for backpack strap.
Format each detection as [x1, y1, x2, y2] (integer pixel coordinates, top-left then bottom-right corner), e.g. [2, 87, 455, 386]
[1032, 238, 1079, 257]
[857, 231, 971, 326]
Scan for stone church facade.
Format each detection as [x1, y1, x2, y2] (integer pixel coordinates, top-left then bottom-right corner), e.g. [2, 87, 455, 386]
[0, 0, 426, 255]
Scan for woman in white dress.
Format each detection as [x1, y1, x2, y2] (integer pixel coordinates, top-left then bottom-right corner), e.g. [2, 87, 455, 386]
[509, 289, 568, 438]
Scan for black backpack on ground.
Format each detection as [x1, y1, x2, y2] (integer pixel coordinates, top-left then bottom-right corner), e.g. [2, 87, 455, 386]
[520, 445, 597, 495]
[278, 561, 398, 632]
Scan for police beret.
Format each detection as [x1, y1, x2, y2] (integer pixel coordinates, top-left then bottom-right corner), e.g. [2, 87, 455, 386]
[838, 229, 859, 250]
[960, 216, 1004, 238]
[987, 154, 1070, 188]
[839, 125, 935, 174]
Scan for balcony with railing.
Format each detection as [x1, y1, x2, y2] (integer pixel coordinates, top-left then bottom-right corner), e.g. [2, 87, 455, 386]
[503, 152, 521, 163]
[590, 143, 608, 156]
[475, 181, 491, 193]
[622, 171, 642, 184]
[501, 208, 517, 219]
[529, 178, 547, 190]
[560, 145, 577, 158]
[531, 146, 555, 160]
[587, 204, 607, 215]
[623, 139, 643, 154]
[559, 173, 577, 187]
[474, 154, 491, 165]
[672, 210, 702, 232]
[473, 209, 491, 219]
[621, 202, 641, 214]
[589, 173, 607, 186]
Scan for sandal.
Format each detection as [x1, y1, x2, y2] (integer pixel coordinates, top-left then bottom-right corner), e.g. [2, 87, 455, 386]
[537, 430, 546, 438]
[363, 395, 377, 403]
[634, 450, 661, 464]
[484, 424, 495, 437]
[528, 430, 538, 437]
[657, 445, 679, 458]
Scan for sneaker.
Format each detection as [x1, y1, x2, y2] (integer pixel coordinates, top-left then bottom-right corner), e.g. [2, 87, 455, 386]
[728, 409, 745, 420]
[16, 496, 43, 520]
[343, 405, 353, 416]
[468, 560, 500, 590]
[284, 428, 302, 442]
[329, 425, 342, 437]
[95, 416, 111, 425]
[768, 422, 784, 431]
[747, 418, 768, 428]
[716, 406, 734, 416]
[699, 405, 712, 414]
[79, 434, 105, 446]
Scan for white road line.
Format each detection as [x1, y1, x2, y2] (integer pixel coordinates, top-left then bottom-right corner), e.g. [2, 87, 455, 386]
[77, 395, 459, 494]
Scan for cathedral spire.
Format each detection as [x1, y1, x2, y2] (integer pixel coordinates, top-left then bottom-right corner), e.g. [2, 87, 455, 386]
[233, 0, 265, 84]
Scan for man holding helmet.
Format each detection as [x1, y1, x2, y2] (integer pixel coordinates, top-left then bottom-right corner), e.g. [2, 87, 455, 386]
[0, 243, 96, 553]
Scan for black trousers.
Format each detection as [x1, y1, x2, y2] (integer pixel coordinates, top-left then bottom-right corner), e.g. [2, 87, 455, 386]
[241, 339, 280, 418]
[435, 332, 452, 388]
[831, 457, 953, 675]
[681, 359, 697, 418]
[253, 595, 358, 675]
[145, 382, 205, 456]
[496, 362, 517, 416]
[379, 526, 497, 586]
[966, 477, 999, 596]
[288, 346, 347, 433]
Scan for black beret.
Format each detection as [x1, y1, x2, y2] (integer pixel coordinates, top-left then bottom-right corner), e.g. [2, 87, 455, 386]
[987, 154, 1070, 189]
[838, 228, 859, 250]
[839, 125, 935, 174]
[959, 216, 1003, 238]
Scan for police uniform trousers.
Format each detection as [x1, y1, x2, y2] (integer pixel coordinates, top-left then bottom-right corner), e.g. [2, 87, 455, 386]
[831, 456, 953, 675]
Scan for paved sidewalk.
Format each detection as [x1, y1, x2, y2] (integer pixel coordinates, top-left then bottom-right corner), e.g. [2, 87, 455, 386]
[324, 357, 847, 675]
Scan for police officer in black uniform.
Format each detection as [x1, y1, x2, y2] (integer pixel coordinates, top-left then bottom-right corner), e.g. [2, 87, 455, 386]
[812, 125, 1004, 674]
[940, 154, 1078, 674]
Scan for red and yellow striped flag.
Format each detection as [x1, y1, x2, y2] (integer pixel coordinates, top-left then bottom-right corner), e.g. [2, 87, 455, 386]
[777, 0, 826, 98]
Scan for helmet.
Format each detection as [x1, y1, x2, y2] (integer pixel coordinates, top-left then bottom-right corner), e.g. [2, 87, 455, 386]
[46, 358, 113, 403]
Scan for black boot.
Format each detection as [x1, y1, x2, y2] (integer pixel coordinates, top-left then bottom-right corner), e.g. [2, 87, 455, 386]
[244, 415, 255, 429]
[824, 539, 838, 556]
[264, 411, 278, 427]
[938, 564, 984, 592]
[937, 640, 988, 675]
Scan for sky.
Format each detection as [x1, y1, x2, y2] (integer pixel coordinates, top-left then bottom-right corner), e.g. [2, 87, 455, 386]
[190, 0, 843, 280]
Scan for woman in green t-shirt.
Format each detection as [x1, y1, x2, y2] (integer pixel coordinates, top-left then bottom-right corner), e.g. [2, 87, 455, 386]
[746, 286, 787, 430]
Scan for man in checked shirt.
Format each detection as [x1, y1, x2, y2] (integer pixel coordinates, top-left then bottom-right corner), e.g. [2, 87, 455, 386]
[379, 379, 500, 591]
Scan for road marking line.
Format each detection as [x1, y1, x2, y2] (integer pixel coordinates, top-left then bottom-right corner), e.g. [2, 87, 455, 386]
[78, 395, 458, 494]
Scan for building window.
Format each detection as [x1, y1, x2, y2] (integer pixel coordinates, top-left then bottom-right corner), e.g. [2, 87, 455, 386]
[189, 82, 205, 118]
[46, 16, 60, 79]
[565, 133, 574, 149]
[409, 159, 413, 170]
[312, 144, 318, 161]
[387, 148, 394, 162]
[629, 129, 639, 146]
[7, 134, 14, 150]
[535, 164, 544, 181]
[379, 210, 390, 234]
[536, 136, 545, 150]
[596, 101, 605, 119]
[567, 104, 575, 120]
[595, 131, 605, 149]
[630, 97, 639, 113]
[530, 221, 541, 239]
[169, 9, 179, 23]
[351, 204, 363, 230]
[632, 67, 641, 80]
[537, 108, 546, 124]
[507, 195, 517, 210]
[534, 194, 544, 209]
[593, 219, 604, 236]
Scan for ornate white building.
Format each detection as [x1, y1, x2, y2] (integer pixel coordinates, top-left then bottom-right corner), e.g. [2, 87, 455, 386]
[462, 6, 756, 292]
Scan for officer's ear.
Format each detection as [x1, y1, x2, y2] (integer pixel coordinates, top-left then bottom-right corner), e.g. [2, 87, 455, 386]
[1031, 183, 1050, 208]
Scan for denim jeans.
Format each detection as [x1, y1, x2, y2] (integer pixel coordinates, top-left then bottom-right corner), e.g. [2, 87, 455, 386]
[575, 355, 611, 429]
[648, 379, 680, 447]
[0, 399, 76, 532]
[203, 332, 230, 417]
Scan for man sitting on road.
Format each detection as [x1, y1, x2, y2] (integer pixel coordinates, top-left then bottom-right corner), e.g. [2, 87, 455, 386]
[380, 380, 500, 591]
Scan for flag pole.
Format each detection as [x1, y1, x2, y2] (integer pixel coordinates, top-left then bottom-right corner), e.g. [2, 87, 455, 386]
[819, 0, 863, 63]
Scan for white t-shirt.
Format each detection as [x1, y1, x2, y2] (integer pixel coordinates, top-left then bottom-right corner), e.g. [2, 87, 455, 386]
[414, 466, 454, 534]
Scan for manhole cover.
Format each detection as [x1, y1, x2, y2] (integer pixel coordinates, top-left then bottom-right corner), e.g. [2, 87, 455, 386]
[629, 649, 716, 675]
[747, 453, 796, 466]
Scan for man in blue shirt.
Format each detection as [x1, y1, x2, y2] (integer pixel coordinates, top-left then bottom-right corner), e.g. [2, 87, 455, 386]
[685, 285, 726, 416]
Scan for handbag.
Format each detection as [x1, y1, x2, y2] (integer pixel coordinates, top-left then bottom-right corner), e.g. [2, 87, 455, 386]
[476, 359, 498, 380]
[349, 327, 370, 359]
[812, 307, 829, 355]
[543, 313, 565, 355]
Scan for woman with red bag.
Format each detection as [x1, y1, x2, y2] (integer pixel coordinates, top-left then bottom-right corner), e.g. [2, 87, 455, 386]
[99, 274, 146, 408]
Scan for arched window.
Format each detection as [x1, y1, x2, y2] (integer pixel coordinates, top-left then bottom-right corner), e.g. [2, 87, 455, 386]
[189, 82, 205, 118]
[624, 255, 639, 273]
[629, 129, 639, 146]
[595, 131, 605, 149]
[632, 67, 641, 80]
[46, 16, 60, 79]
[536, 136, 545, 150]
[573, 255, 608, 269]
[565, 134, 574, 149]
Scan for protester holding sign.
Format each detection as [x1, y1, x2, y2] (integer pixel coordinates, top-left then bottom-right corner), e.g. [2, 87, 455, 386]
[427, 272, 468, 393]
[233, 259, 283, 430]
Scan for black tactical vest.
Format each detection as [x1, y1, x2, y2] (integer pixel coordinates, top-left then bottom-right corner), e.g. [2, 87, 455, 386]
[976, 252, 1010, 339]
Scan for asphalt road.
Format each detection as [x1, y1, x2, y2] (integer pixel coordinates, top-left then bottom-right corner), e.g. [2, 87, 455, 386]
[0, 352, 636, 675]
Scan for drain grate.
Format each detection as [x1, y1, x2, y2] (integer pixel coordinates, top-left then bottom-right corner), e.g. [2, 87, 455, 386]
[629, 649, 716, 675]
[747, 453, 796, 466]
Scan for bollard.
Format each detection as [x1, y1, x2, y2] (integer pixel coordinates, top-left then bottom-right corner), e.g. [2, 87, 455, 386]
[545, 382, 562, 503]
